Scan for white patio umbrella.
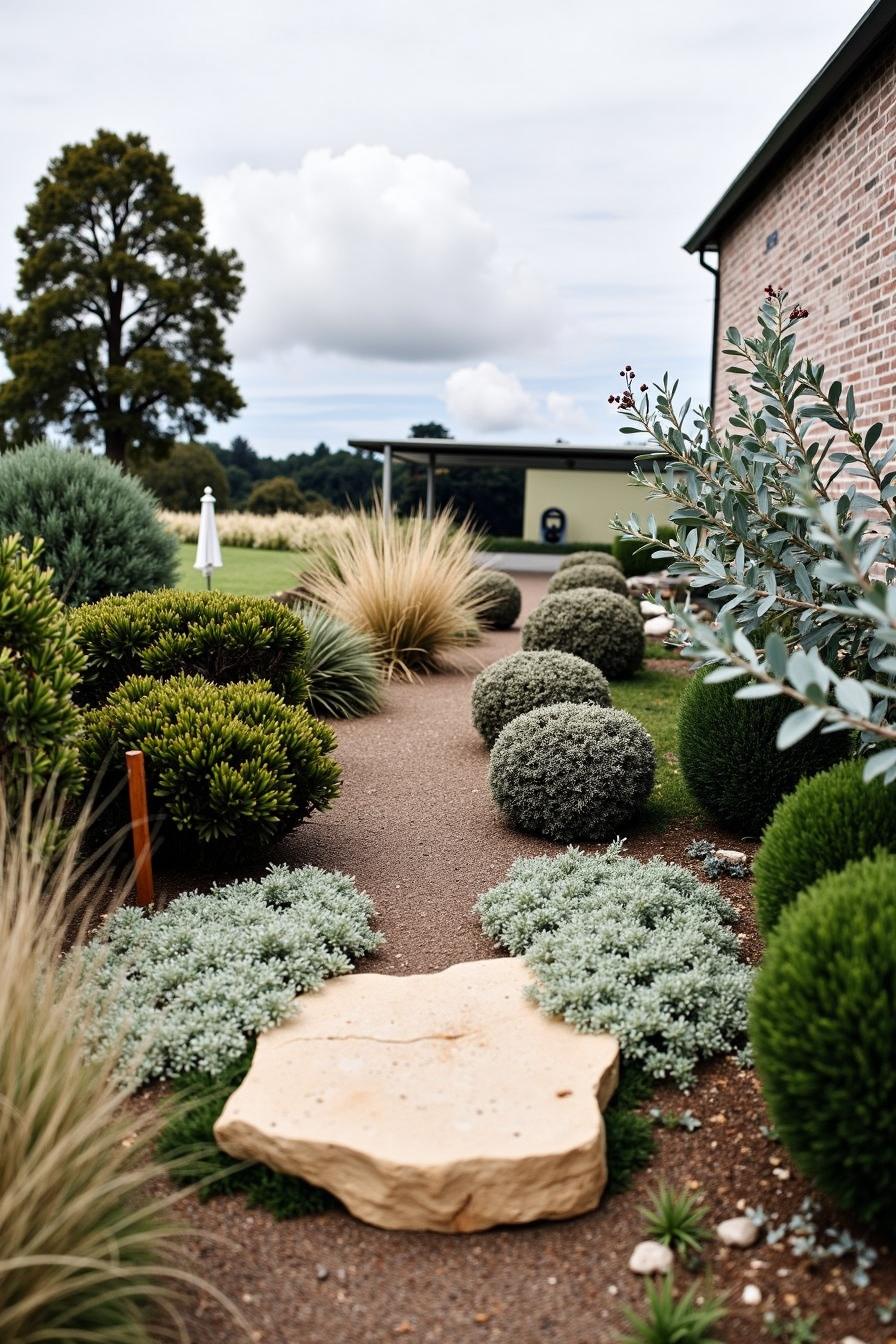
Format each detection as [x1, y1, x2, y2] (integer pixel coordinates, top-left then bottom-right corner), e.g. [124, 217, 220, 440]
[194, 485, 223, 590]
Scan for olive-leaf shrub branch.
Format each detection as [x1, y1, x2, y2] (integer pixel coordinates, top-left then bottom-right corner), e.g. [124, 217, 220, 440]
[609, 289, 896, 782]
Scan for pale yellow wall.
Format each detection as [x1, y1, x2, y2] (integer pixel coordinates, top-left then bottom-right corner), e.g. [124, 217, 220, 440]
[523, 468, 674, 543]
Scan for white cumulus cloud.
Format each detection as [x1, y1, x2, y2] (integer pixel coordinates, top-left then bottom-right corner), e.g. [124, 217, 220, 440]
[201, 145, 554, 362]
[443, 362, 540, 432]
[546, 391, 587, 428]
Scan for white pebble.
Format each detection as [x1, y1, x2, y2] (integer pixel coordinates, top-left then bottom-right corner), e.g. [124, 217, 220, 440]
[628, 1240, 674, 1276]
[741, 1283, 763, 1306]
[716, 1216, 760, 1248]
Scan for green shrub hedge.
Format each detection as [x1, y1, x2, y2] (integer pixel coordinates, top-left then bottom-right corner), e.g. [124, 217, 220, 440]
[0, 440, 176, 605]
[753, 759, 896, 937]
[473, 570, 522, 629]
[471, 650, 612, 747]
[479, 538, 612, 556]
[750, 852, 896, 1230]
[612, 525, 676, 578]
[677, 668, 850, 833]
[522, 589, 644, 679]
[73, 590, 309, 706]
[80, 674, 340, 854]
[547, 561, 629, 598]
[489, 703, 655, 840]
[0, 535, 84, 812]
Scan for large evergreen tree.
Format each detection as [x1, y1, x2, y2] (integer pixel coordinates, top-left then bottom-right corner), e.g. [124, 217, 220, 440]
[0, 129, 244, 463]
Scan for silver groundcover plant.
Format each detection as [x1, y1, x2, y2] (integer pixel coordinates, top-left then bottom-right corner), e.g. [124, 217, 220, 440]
[611, 286, 896, 782]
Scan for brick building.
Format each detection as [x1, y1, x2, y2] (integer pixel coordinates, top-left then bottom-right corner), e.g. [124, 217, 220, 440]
[685, 0, 896, 432]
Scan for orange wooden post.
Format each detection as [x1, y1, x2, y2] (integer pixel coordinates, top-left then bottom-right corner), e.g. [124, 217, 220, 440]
[125, 749, 155, 907]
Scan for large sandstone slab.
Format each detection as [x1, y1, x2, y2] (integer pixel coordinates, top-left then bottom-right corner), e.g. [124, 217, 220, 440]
[214, 957, 619, 1233]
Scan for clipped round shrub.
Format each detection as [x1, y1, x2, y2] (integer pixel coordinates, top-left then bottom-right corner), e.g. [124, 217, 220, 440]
[0, 440, 177, 605]
[678, 668, 851, 834]
[750, 853, 896, 1229]
[80, 674, 341, 854]
[294, 603, 382, 718]
[76, 863, 382, 1085]
[753, 759, 896, 938]
[612, 525, 676, 578]
[0, 535, 84, 812]
[557, 550, 624, 573]
[477, 844, 751, 1087]
[521, 588, 645, 679]
[547, 561, 629, 598]
[471, 650, 612, 747]
[489, 702, 655, 841]
[73, 589, 308, 706]
[474, 570, 522, 629]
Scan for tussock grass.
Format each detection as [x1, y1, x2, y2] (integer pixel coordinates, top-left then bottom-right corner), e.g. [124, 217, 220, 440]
[0, 795, 238, 1343]
[294, 602, 384, 718]
[302, 507, 487, 680]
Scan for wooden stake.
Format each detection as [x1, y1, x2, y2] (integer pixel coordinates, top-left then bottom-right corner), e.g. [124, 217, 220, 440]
[125, 749, 155, 907]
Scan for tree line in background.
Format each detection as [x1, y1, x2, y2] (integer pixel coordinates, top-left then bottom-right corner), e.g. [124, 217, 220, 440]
[137, 428, 526, 536]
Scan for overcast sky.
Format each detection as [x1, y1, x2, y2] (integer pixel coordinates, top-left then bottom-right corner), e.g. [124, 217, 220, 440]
[2, 0, 872, 457]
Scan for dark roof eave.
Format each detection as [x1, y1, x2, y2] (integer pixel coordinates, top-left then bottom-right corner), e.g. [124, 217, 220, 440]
[684, 0, 896, 254]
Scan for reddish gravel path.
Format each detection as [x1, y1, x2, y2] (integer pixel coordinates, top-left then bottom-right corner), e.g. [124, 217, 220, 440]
[156, 572, 895, 1344]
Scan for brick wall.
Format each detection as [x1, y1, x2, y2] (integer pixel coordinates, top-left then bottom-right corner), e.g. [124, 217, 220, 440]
[715, 34, 896, 448]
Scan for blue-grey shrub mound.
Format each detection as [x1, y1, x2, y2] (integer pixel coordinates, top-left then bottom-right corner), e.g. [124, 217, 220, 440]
[76, 864, 383, 1085]
[471, 650, 612, 748]
[521, 589, 644, 678]
[557, 551, 624, 574]
[547, 561, 629, 598]
[477, 844, 751, 1087]
[0, 439, 177, 605]
[474, 570, 522, 629]
[489, 703, 655, 840]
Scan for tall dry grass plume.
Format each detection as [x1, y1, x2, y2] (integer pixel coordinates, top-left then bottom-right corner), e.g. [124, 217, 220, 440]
[0, 793, 237, 1343]
[302, 507, 488, 680]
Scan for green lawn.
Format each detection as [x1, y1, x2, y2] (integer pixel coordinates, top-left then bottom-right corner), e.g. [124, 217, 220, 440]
[612, 665, 701, 828]
[176, 543, 306, 596]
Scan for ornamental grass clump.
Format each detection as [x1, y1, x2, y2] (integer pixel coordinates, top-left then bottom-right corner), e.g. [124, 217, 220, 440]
[80, 674, 340, 854]
[0, 439, 176, 605]
[522, 589, 644, 679]
[678, 666, 850, 834]
[0, 535, 84, 814]
[753, 759, 896, 937]
[557, 551, 624, 573]
[293, 603, 383, 718]
[547, 561, 629, 598]
[750, 852, 896, 1229]
[489, 703, 655, 841]
[477, 844, 751, 1087]
[75, 863, 382, 1085]
[471, 650, 612, 748]
[301, 507, 487, 680]
[0, 796, 235, 1343]
[73, 589, 309, 706]
[473, 569, 522, 629]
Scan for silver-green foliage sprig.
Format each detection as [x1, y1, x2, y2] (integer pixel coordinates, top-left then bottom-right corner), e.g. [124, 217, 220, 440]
[611, 288, 896, 781]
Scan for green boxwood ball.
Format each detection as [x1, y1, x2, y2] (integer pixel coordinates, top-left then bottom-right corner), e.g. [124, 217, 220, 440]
[557, 551, 624, 574]
[753, 759, 896, 938]
[677, 668, 850, 834]
[750, 852, 896, 1230]
[612, 526, 676, 578]
[489, 702, 655, 840]
[474, 570, 522, 629]
[521, 589, 644, 679]
[471, 650, 612, 747]
[547, 562, 629, 598]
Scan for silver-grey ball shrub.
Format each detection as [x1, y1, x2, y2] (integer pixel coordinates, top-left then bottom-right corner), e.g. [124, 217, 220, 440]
[557, 551, 624, 573]
[471, 650, 612, 747]
[521, 588, 644, 678]
[489, 702, 655, 841]
[474, 569, 522, 629]
[547, 561, 629, 598]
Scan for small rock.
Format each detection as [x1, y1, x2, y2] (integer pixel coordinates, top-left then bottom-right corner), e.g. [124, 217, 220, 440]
[772, 1166, 791, 1181]
[840, 1336, 867, 1344]
[716, 1216, 760, 1249]
[644, 614, 675, 638]
[715, 848, 747, 865]
[315, 1264, 329, 1281]
[640, 600, 666, 618]
[741, 1284, 762, 1306]
[628, 1241, 674, 1275]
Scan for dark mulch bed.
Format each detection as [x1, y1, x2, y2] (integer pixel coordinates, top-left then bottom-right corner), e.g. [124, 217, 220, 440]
[135, 574, 894, 1342]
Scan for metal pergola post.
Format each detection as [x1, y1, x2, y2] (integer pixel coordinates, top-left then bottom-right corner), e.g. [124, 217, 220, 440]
[425, 452, 436, 520]
[382, 443, 392, 520]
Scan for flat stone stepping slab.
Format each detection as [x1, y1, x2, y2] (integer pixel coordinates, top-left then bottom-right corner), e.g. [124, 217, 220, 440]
[214, 957, 619, 1233]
